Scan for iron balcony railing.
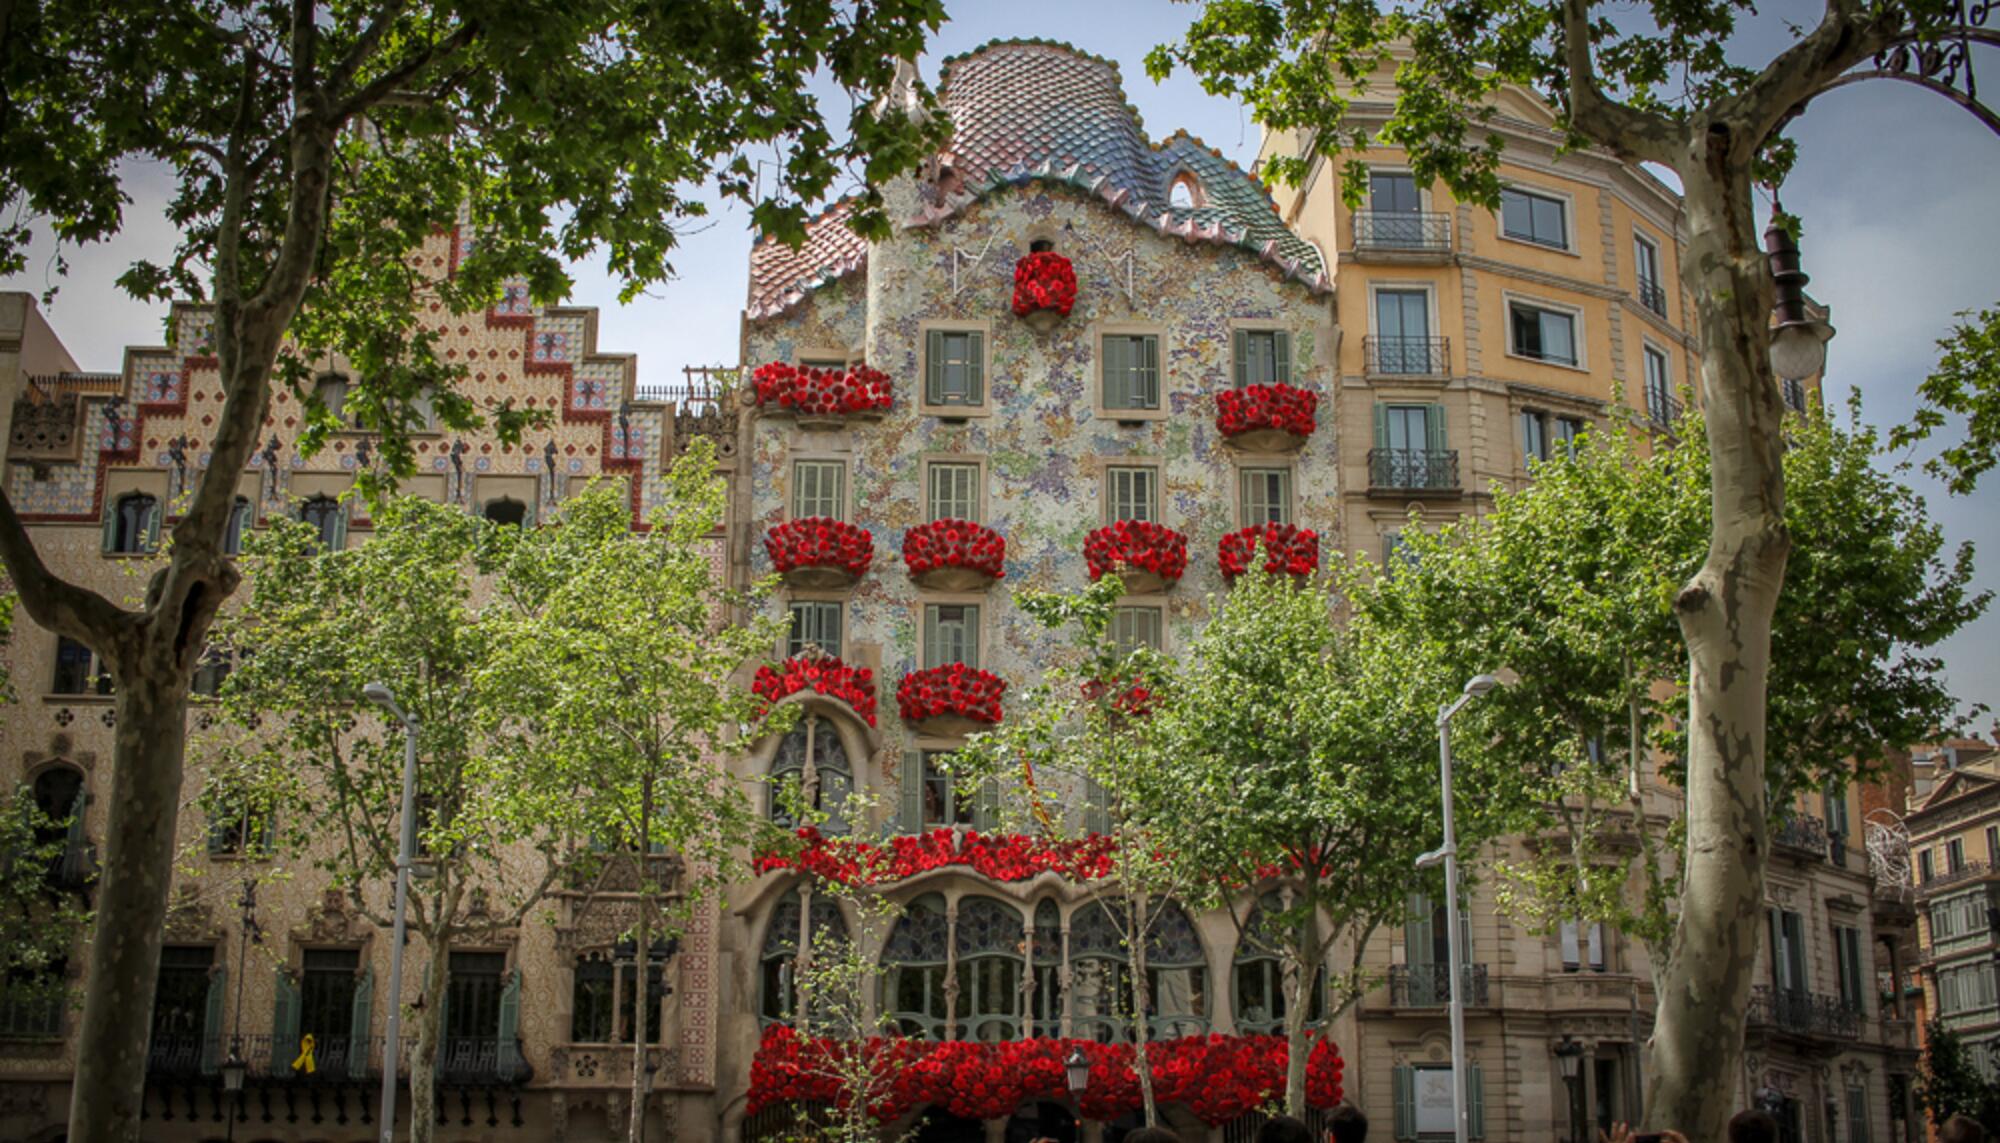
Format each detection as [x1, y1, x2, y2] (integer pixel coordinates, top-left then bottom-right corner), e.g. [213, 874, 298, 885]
[1645, 390, 1684, 431]
[1369, 448, 1460, 493]
[0, 985, 63, 1040]
[1353, 210, 1453, 253]
[438, 1036, 532, 1085]
[266, 1032, 374, 1080]
[1637, 278, 1669, 317]
[1388, 963, 1490, 1007]
[147, 1031, 217, 1079]
[1364, 336, 1450, 376]
[1747, 985, 1860, 1040]
[1774, 814, 1829, 859]
[1919, 859, 1993, 896]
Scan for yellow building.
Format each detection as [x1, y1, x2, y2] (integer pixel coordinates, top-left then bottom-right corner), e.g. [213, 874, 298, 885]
[1906, 737, 2000, 1075]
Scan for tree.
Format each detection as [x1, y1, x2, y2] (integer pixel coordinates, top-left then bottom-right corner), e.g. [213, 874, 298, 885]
[0, 5, 946, 1135]
[1917, 1020, 2000, 1131]
[1893, 305, 2000, 495]
[482, 443, 790, 1143]
[0, 782, 92, 1035]
[1151, 4, 1998, 1126]
[215, 494, 593, 1142]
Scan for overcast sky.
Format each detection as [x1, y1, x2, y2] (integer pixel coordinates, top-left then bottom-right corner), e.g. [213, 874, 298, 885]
[5, 0, 1996, 727]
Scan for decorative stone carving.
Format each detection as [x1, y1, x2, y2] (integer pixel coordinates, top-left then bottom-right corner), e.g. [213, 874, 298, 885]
[161, 885, 226, 943]
[9, 392, 83, 462]
[292, 888, 377, 948]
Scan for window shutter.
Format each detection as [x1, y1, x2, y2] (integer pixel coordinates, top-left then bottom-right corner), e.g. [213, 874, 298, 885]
[1103, 337, 1129, 409]
[202, 965, 227, 1073]
[966, 333, 984, 405]
[1393, 1065, 1416, 1140]
[1233, 331, 1250, 388]
[64, 789, 85, 848]
[1767, 909, 1781, 988]
[259, 807, 277, 855]
[1273, 332, 1292, 384]
[206, 810, 231, 855]
[965, 612, 980, 671]
[1426, 404, 1449, 453]
[100, 502, 120, 553]
[1559, 921, 1580, 967]
[922, 605, 940, 669]
[144, 499, 163, 551]
[926, 331, 945, 404]
[1587, 922, 1604, 970]
[1083, 776, 1111, 836]
[1373, 403, 1390, 450]
[1141, 336, 1160, 408]
[349, 965, 375, 1079]
[329, 503, 349, 551]
[1405, 895, 1435, 968]
[271, 968, 300, 1074]
[1468, 1063, 1486, 1139]
[973, 778, 1001, 833]
[900, 752, 924, 834]
[497, 969, 523, 1077]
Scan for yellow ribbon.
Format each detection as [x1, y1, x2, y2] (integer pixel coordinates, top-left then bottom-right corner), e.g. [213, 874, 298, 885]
[292, 1032, 316, 1075]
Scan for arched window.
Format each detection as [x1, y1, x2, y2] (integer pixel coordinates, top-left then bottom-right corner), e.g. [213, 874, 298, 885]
[482, 496, 529, 527]
[768, 715, 851, 835]
[1030, 899, 1063, 1038]
[299, 495, 347, 551]
[1168, 172, 1205, 210]
[32, 765, 89, 892]
[954, 897, 1024, 1042]
[882, 894, 950, 1039]
[760, 888, 850, 1025]
[103, 492, 160, 554]
[1069, 901, 1130, 1043]
[1233, 896, 1324, 1035]
[1142, 901, 1208, 1037]
[222, 497, 253, 556]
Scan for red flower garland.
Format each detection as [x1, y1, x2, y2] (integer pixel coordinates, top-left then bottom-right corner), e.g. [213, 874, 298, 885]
[1217, 523, 1320, 580]
[754, 827, 1117, 884]
[903, 519, 1007, 581]
[897, 664, 1006, 726]
[1215, 383, 1317, 439]
[752, 362, 895, 417]
[766, 517, 874, 579]
[1084, 521, 1189, 586]
[748, 1026, 1345, 1125]
[753, 656, 879, 727]
[1011, 252, 1079, 318]
[1080, 676, 1155, 716]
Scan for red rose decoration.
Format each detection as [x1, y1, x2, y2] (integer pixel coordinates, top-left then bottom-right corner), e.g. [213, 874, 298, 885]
[1215, 383, 1317, 447]
[896, 664, 1006, 728]
[903, 518, 1006, 588]
[751, 361, 895, 418]
[765, 517, 874, 584]
[1083, 521, 1189, 589]
[1080, 676, 1155, 717]
[753, 655, 878, 727]
[755, 827, 1119, 884]
[1011, 252, 1079, 320]
[1218, 523, 1320, 580]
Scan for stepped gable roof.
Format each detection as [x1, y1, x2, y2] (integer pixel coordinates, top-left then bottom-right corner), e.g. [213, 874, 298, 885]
[746, 40, 1328, 321]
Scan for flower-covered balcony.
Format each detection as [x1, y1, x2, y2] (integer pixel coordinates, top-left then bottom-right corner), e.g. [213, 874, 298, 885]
[897, 664, 1006, 737]
[1012, 249, 1077, 332]
[1218, 523, 1320, 581]
[903, 519, 1006, 591]
[1083, 521, 1188, 594]
[1215, 383, 1317, 453]
[764, 518, 874, 590]
[750, 361, 893, 427]
[753, 654, 879, 728]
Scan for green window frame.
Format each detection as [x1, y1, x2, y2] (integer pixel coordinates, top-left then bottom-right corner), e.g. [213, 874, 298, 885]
[1239, 468, 1291, 526]
[1106, 466, 1157, 523]
[923, 604, 980, 670]
[1231, 329, 1292, 388]
[1102, 334, 1161, 411]
[925, 330, 985, 407]
[1110, 606, 1163, 654]
[791, 461, 845, 521]
[787, 601, 843, 659]
[927, 463, 980, 523]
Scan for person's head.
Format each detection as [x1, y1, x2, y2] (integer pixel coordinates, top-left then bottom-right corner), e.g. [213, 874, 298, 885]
[1328, 1105, 1369, 1143]
[1126, 1128, 1182, 1143]
[1255, 1116, 1313, 1143]
[1942, 1116, 1988, 1143]
[1728, 1110, 1778, 1143]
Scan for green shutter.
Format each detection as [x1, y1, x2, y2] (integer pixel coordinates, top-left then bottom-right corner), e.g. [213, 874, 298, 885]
[1373, 403, 1390, 449]
[271, 968, 301, 1074]
[1103, 336, 1129, 409]
[1469, 1063, 1486, 1139]
[349, 965, 374, 1079]
[1083, 777, 1111, 836]
[922, 605, 939, 669]
[965, 611, 980, 670]
[1393, 1065, 1416, 1140]
[1426, 404, 1449, 453]
[496, 969, 522, 1077]
[1405, 895, 1435, 968]
[329, 504, 349, 551]
[144, 499, 162, 551]
[966, 333, 984, 404]
[206, 807, 232, 855]
[926, 331, 945, 404]
[202, 964, 227, 1074]
[973, 779, 1001, 833]
[1233, 331, 1249, 388]
[100, 502, 120, 553]
[64, 789, 85, 848]
[1141, 336, 1160, 408]
[900, 752, 924, 834]
[1273, 332, 1292, 384]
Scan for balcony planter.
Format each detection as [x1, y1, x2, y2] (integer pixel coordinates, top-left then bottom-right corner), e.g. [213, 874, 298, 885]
[897, 664, 1006, 736]
[1084, 521, 1189, 594]
[751, 362, 893, 429]
[1218, 523, 1320, 581]
[753, 653, 879, 728]
[1216, 383, 1317, 454]
[903, 519, 1006, 592]
[1081, 676, 1155, 718]
[765, 517, 874, 590]
[1011, 252, 1077, 333]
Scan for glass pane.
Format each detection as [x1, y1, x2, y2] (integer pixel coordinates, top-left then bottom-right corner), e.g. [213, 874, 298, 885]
[1502, 191, 1533, 239]
[1539, 311, 1577, 364]
[1111, 607, 1162, 654]
[1372, 173, 1420, 213]
[1386, 406, 1430, 452]
[1535, 196, 1566, 244]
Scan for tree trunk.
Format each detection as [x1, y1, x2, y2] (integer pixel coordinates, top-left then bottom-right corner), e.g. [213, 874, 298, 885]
[1284, 901, 1320, 1115]
[65, 668, 194, 1142]
[1129, 899, 1157, 1127]
[1641, 131, 1791, 1140]
[409, 937, 452, 1143]
[629, 775, 655, 1143]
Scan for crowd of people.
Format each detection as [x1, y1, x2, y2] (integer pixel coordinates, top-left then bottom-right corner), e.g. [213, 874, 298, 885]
[1092, 1104, 1989, 1143]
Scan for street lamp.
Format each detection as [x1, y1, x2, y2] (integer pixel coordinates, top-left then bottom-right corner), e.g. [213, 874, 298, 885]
[364, 681, 421, 1143]
[1553, 1036, 1584, 1143]
[222, 879, 259, 1142]
[1765, 209, 1835, 381]
[1416, 669, 1516, 1143]
[1064, 1047, 1090, 1099]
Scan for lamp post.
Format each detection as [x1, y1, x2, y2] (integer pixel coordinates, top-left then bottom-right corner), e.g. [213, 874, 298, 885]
[1553, 1036, 1584, 1143]
[222, 879, 259, 1142]
[1765, 207, 1835, 381]
[364, 681, 421, 1143]
[1416, 670, 1515, 1143]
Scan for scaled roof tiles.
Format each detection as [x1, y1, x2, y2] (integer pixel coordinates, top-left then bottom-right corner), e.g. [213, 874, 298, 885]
[746, 39, 1330, 320]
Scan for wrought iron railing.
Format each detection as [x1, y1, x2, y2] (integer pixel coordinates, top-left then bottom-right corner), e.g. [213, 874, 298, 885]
[1747, 985, 1860, 1039]
[437, 1036, 531, 1085]
[1388, 963, 1490, 1007]
[1368, 448, 1460, 492]
[147, 1031, 217, 1079]
[0, 985, 63, 1039]
[1774, 814, 1829, 858]
[266, 1032, 373, 1079]
[1645, 390, 1683, 431]
[1919, 859, 1992, 894]
[1353, 211, 1453, 252]
[1365, 336, 1450, 376]
[1637, 278, 1669, 316]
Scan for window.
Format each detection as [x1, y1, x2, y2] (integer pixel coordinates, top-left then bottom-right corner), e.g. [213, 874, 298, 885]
[1644, 346, 1675, 426]
[1232, 330, 1292, 388]
[1169, 173, 1203, 210]
[1940, 963, 1998, 1015]
[1560, 919, 1606, 972]
[444, 951, 507, 1050]
[412, 385, 440, 432]
[1501, 186, 1569, 249]
[51, 636, 111, 696]
[103, 492, 160, 555]
[798, 355, 848, 371]
[1031, 901, 1063, 1038]
[1372, 171, 1421, 214]
[924, 329, 985, 408]
[298, 948, 360, 1062]
[222, 497, 253, 556]
[1509, 301, 1579, 366]
[759, 889, 849, 1025]
[924, 604, 980, 669]
[1782, 377, 1808, 414]
[1393, 1062, 1487, 1140]
[787, 601, 843, 659]
[927, 462, 981, 523]
[1769, 908, 1808, 995]
[1239, 467, 1292, 526]
[571, 956, 616, 1042]
[481, 496, 529, 527]
[1373, 289, 1436, 374]
[1825, 787, 1852, 841]
[1521, 411, 1585, 465]
[615, 957, 665, 1045]
[883, 894, 952, 1039]
[953, 898, 1027, 1043]
[1921, 849, 1935, 883]
[30, 766, 87, 895]
[204, 781, 273, 857]
[767, 715, 851, 835]
[1634, 233, 1666, 315]
[1988, 826, 1999, 865]
[192, 651, 231, 698]
[1834, 925, 1866, 1014]
[1101, 334, 1161, 412]
[1521, 412, 1547, 465]
[299, 495, 347, 551]
[1372, 404, 1452, 491]
[1233, 897, 1326, 1035]
[1950, 838, 1967, 872]
[1111, 607, 1163, 655]
[921, 752, 976, 828]
[151, 945, 219, 1067]
[1383, 531, 1418, 572]
[0, 956, 65, 1039]
[314, 374, 353, 426]
[1848, 1086, 1871, 1143]
[1106, 466, 1158, 523]
[791, 461, 845, 521]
